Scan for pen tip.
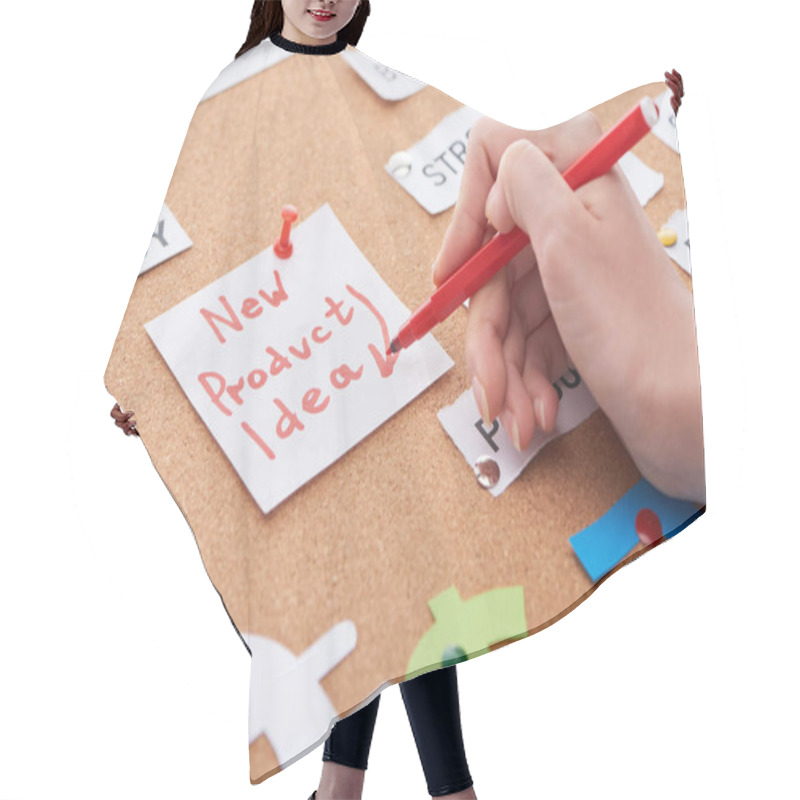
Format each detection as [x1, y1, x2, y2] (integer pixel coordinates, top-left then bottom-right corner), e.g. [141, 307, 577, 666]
[388, 338, 399, 355]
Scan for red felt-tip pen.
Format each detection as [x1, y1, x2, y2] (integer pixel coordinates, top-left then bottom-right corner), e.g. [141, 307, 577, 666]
[387, 97, 659, 355]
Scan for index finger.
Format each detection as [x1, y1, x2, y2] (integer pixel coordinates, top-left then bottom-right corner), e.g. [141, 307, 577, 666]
[431, 112, 605, 287]
[432, 116, 529, 287]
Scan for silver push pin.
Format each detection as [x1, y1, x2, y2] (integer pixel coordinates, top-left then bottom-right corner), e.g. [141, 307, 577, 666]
[473, 455, 500, 490]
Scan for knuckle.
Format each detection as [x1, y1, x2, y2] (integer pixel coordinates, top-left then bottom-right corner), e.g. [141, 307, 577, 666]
[465, 117, 491, 159]
[499, 138, 534, 180]
[574, 111, 602, 142]
[471, 115, 491, 138]
[536, 212, 578, 275]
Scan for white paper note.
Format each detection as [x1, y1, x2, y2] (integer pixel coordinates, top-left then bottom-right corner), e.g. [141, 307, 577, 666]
[387, 107, 664, 216]
[201, 40, 292, 102]
[146, 203, 453, 515]
[437, 369, 598, 496]
[651, 89, 679, 153]
[341, 50, 426, 101]
[662, 208, 691, 275]
[245, 622, 357, 764]
[139, 203, 193, 276]
[618, 151, 664, 207]
[385, 105, 484, 215]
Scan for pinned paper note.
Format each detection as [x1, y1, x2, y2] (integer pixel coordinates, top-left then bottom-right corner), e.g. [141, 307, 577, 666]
[569, 479, 701, 581]
[437, 369, 598, 496]
[201, 40, 292, 102]
[146, 203, 453, 515]
[405, 585, 527, 678]
[388, 109, 661, 217]
[662, 208, 691, 275]
[651, 89, 679, 153]
[618, 152, 664, 207]
[341, 50, 426, 101]
[385, 105, 484, 215]
[139, 203, 193, 276]
[245, 622, 357, 765]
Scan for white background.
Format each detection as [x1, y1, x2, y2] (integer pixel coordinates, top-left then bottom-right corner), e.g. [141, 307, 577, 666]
[1, 1, 797, 798]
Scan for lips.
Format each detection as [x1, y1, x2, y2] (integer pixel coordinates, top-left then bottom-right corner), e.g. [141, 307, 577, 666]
[308, 9, 335, 21]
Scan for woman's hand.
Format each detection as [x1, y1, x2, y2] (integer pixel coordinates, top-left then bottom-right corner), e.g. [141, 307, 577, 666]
[665, 69, 684, 115]
[111, 403, 139, 436]
[432, 111, 704, 503]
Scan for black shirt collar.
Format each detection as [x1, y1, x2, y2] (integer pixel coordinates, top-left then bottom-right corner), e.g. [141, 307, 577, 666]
[269, 31, 348, 55]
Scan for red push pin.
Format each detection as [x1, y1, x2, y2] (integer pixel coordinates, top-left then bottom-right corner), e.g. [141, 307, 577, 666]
[273, 204, 299, 259]
[635, 508, 663, 546]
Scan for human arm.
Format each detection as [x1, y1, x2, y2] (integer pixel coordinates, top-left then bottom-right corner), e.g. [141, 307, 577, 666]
[432, 112, 705, 504]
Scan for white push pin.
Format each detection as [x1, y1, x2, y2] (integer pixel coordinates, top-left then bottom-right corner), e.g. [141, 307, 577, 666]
[388, 151, 413, 179]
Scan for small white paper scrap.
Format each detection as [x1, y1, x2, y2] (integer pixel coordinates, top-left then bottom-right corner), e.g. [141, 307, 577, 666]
[146, 203, 453, 515]
[651, 89, 679, 153]
[201, 40, 292, 102]
[139, 203, 193, 276]
[245, 622, 357, 766]
[618, 151, 664, 207]
[438, 370, 598, 496]
[385, 105, 484, 215]
[341, 50, 426, 101]
[663, 208, 691, 275]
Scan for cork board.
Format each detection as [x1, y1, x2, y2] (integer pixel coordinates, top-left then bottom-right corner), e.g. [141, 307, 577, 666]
[105, 39, 702, 785]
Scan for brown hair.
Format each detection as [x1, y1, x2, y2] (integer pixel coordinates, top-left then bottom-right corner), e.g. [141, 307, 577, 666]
[236, 1, 371, 59]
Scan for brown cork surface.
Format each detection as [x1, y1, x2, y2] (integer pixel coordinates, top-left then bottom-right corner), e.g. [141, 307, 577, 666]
[104, 46, 695, 785]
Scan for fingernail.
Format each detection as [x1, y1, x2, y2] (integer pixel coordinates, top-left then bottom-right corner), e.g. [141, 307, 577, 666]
[485, 181, 498, 217]
[472, 376, 490, 425]
[501, 410, 521, 451]
[509, 416, 521, 451]
[535, 398, 546, 431]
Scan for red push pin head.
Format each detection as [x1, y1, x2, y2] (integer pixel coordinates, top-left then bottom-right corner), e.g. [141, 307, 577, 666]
[635, 508, 663, 546]
[273, 204, 299, 259]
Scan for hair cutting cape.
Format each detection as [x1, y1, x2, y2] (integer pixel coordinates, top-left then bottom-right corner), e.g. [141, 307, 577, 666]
[105, 35, 704, 784]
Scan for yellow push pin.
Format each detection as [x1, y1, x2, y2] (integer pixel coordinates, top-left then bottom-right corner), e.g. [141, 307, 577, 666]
[658, 227, 678, 247]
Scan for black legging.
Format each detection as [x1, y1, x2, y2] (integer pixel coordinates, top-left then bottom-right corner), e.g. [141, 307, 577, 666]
[323, 665, 473, 797]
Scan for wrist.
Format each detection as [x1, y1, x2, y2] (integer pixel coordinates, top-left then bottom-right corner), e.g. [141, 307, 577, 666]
[626, 288, 705, 504]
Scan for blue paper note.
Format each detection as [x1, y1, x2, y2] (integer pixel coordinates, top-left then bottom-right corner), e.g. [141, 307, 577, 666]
[569, 480, 702, 582]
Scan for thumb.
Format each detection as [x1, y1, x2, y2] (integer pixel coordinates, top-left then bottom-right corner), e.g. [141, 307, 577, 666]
[487, 139, 590, 266]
